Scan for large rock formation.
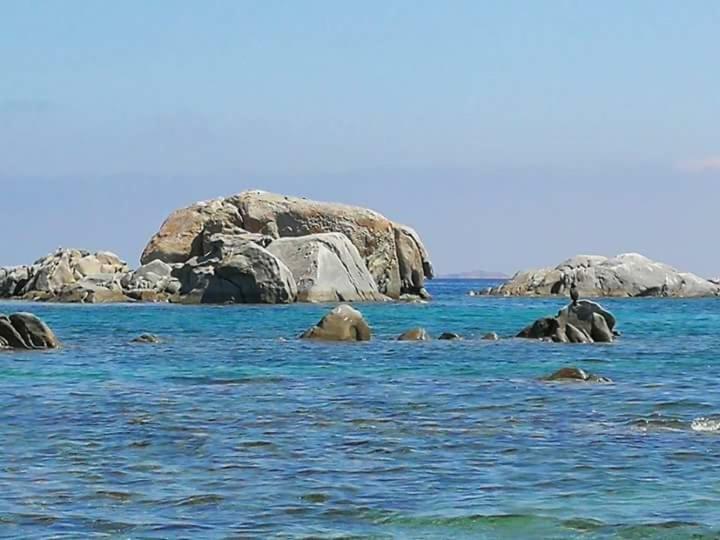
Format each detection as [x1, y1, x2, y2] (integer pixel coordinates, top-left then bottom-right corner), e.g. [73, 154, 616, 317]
[0, 313, 59, 350]
[487, 253, 719, 298]
[0, 192, 432, 305]
[141, 190, 433, 299]
[517, 300, 616, 343]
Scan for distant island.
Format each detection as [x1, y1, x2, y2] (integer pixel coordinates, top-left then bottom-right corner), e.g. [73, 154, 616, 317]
[438, 270, 510, 280]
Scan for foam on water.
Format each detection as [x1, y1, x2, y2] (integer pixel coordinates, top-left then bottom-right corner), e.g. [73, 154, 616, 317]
[691, 417, 720, 432]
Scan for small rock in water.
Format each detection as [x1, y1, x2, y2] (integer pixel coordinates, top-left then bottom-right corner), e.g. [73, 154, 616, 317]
[482, 332, 499, 341]
[301, 304, 371, 341]
[131, 333, 162, 344]
[543, 366, 611, 383]
[516, 300, 616, 344]
[438, 332, 462, 340]
[397, 328, 431, 341]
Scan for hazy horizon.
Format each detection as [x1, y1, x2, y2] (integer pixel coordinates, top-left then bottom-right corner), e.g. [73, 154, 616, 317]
[2, 2, 719, 276]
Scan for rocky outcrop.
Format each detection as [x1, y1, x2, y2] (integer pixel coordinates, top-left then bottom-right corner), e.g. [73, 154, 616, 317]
[0, 248, 183, 303]
[517, 300, 616, 344]
[486, 253, 719, 298]
[265, 233, 385, 302]
[301, 304, 372, 341]
[0, 313, 59, 350]
[0, 249, 132, 303]
[141, 190, 433, 299]
[397, 328, 431, 341]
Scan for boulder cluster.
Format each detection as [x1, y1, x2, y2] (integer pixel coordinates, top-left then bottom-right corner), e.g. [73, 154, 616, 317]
[0, 190, 433, 304]
[482, 253, 719, 298]
[0, 249, 181, 303]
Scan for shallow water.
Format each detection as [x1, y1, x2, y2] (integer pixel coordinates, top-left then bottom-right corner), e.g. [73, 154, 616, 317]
[2, 279, 720, 539]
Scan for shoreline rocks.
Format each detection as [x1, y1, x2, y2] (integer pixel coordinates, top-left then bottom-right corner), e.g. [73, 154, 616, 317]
[483, 253, 719, 298]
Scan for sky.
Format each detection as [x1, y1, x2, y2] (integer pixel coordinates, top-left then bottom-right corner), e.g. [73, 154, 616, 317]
[1, 1, 719, 275]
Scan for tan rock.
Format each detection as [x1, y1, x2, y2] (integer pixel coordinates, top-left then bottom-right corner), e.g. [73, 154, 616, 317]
[301, 304, 371, 341]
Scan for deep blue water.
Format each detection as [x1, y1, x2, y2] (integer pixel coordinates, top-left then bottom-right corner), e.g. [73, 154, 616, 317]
[2, 279, 720, 539]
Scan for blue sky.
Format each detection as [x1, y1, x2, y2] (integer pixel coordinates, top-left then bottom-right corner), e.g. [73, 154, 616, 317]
[2, 1, 719, 275]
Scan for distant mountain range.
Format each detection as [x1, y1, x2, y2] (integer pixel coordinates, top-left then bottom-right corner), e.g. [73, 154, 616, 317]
[438, 270, 510, 280]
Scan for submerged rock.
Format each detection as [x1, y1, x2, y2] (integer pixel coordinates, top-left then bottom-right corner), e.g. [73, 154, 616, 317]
[397, 328, 431, 341]
[0, 313, 59, 350]
[482, 332, 500, 341]
[131, 333, 162, 344]
[438, 332, 462, 340]
[543, 366, 611, 383]
[487, 253, 719, 298]
[518, 300, 617, 344]
[301, 304, 371, 341]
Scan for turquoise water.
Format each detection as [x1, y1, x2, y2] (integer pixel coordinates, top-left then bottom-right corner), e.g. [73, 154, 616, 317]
[2, 279, 720, 539]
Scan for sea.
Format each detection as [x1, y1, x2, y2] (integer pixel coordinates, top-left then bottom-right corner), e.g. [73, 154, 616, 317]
[2, 278, 720, 539]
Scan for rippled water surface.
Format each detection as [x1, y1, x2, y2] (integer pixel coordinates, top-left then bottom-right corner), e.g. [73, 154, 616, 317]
[2, 279, 720, 539]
